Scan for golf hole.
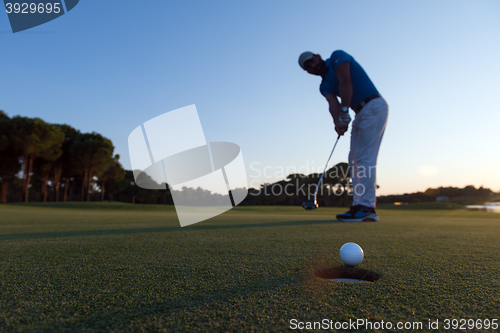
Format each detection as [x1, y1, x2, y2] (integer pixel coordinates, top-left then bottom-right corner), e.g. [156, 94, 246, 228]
[314, 267, 381, 283]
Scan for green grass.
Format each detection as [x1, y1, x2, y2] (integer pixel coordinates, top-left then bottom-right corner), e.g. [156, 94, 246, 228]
[1, 203, 499, 332]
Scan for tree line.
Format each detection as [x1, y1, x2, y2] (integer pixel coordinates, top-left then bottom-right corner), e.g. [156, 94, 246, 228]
[2, 111, 495, 207]
[240, 164, 353, 207]
[0, 111, 357, 206]
[0, 111, 150, 204]
[377, 185, 497, 205]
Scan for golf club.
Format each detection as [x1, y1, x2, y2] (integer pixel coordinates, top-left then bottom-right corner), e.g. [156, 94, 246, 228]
[302, 135, 341, 210]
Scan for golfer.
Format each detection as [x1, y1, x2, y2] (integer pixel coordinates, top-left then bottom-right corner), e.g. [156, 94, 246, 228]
[299, 50, 388, 222]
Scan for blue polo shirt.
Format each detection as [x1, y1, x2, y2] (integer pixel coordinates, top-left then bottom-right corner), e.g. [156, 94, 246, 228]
[319, 50, 379, 109]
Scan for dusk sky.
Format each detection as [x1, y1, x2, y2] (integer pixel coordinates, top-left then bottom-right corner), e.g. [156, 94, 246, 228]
[1, 0, 499, 195]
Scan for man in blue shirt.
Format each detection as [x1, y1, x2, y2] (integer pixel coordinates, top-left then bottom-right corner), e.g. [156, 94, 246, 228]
[298, 50, 389, 222]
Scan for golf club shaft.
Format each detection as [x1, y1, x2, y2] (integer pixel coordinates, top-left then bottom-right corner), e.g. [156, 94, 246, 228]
[314, 135, 341, 203]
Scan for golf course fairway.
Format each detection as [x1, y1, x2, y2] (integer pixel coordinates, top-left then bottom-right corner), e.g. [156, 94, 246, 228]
[1, 203, 499, 332]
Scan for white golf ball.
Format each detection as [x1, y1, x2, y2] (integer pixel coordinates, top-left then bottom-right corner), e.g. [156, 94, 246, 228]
[339, 242, 364, 266]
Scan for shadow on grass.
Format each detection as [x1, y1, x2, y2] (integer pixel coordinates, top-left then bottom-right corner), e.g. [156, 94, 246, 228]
[46, 275, 297, 331]
[0, 219, 347, 241]
[315, 266, 382, 282]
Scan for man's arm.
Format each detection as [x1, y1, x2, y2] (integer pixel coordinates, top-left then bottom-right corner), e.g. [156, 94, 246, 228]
[335, 62, 353, 109]
[326, 92, 348, 136]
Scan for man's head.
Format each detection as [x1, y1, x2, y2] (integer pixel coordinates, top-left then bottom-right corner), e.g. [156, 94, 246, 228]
[298, 51, 325, 76]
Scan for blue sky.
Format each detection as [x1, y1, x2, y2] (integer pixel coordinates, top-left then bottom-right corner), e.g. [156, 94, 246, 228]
[1, 0, 499, 195]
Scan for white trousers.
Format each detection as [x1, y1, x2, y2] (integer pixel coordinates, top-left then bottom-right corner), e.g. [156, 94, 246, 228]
[349, 97, 388, 208]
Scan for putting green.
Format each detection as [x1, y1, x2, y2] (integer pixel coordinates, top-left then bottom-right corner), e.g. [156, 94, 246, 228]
[1, 203, 499, 331]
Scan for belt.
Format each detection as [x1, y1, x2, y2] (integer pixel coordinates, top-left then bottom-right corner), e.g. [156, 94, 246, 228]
[352, 94, 381, 113]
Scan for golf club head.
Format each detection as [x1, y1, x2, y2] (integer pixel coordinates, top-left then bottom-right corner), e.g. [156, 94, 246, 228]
[302, 202, 318, 210]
